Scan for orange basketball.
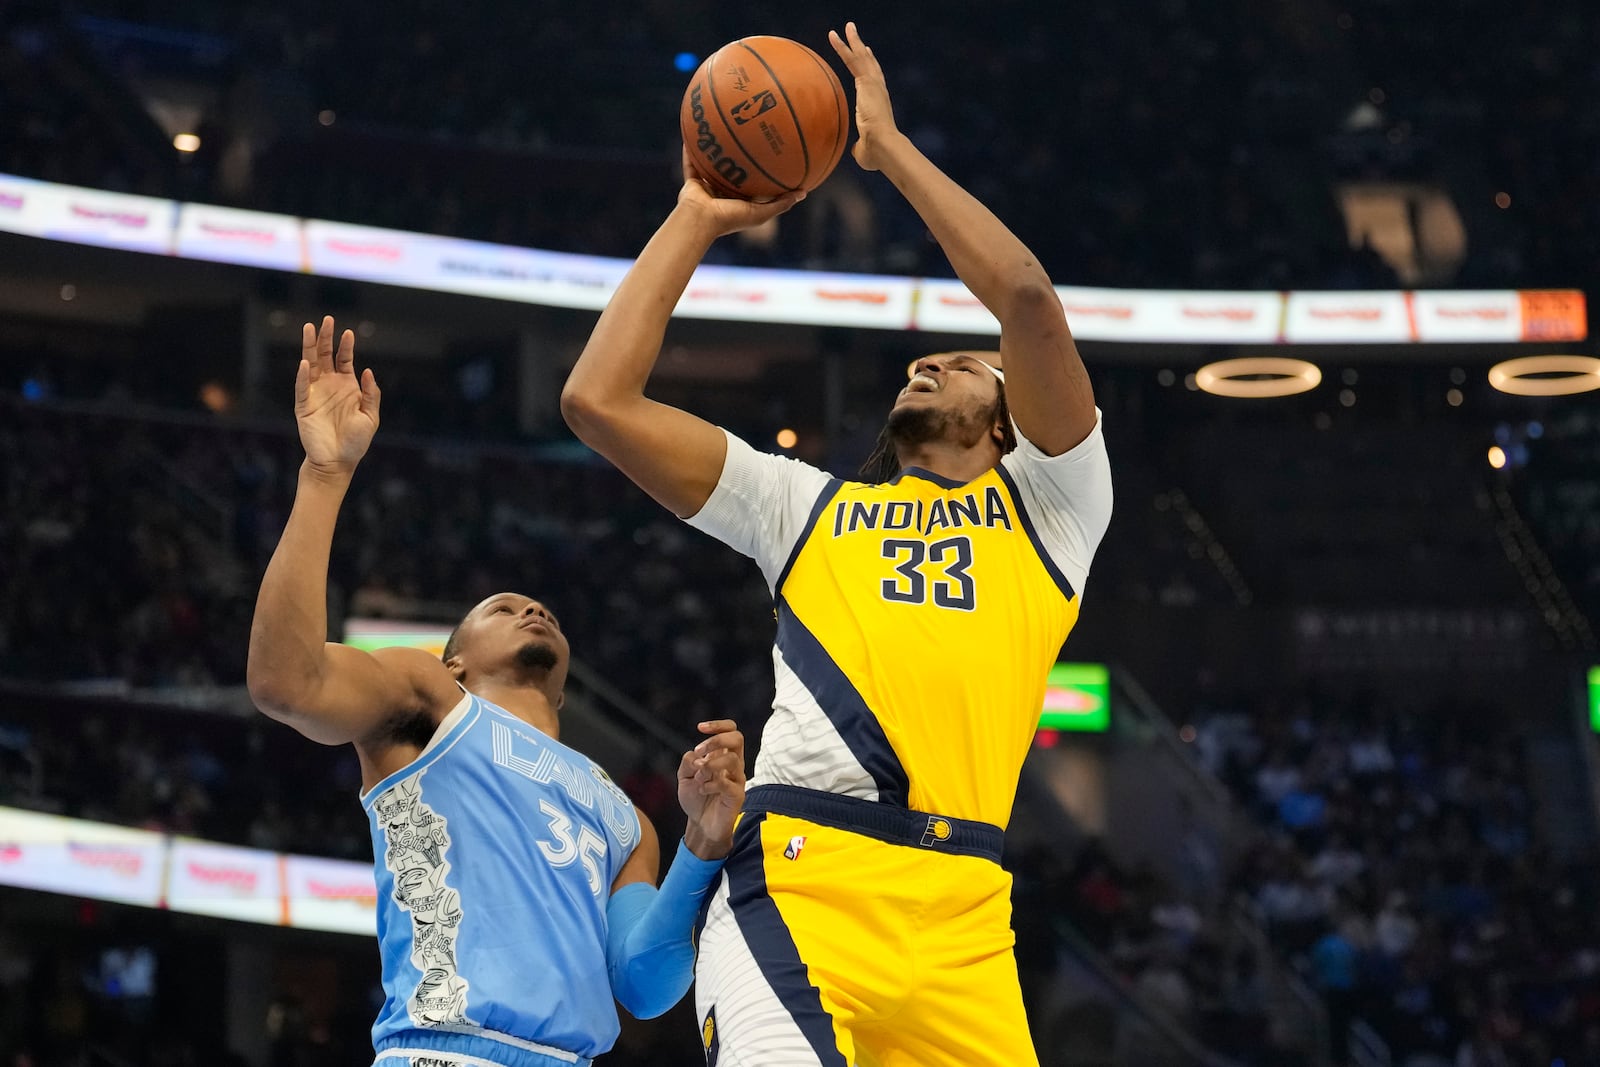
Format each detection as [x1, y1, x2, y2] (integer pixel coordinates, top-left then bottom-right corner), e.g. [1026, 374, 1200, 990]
[679, 36, 849, 201]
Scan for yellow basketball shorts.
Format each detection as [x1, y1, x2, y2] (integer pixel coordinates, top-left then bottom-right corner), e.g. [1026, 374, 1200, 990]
[693, 785, 1038, 1067]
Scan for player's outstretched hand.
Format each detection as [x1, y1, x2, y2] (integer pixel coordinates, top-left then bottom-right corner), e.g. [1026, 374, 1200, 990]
[828, 22, 902, 172]
[678, 147, 805, 237]
[295, 315, 381, 477]
[678, 719, 747, 861]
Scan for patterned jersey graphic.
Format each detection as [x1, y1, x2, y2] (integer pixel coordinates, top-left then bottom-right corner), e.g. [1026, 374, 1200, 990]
[372, 775, 472, 1027]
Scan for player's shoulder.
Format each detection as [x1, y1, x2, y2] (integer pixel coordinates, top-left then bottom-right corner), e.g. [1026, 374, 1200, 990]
[367, 645, 463, 710]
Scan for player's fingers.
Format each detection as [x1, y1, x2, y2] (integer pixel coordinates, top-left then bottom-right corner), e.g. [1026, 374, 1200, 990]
[360, 367, 381, 416]
[695, 729, 745, 756]
[677, 750, 701, 780]
[294, 359, 311, 407]
[697, 719, 739, 735]
[317, 315, 336, 372]
[828, 29, 852, 63]
[336, 328, 355, 372]
[696, 740, 746, 767]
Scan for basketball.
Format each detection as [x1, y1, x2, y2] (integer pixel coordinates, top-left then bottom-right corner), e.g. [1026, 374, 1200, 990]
[679, 36, 849, 201]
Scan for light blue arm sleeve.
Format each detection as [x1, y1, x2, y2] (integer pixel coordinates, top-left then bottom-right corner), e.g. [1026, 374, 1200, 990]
[606, 840, 724, 1020]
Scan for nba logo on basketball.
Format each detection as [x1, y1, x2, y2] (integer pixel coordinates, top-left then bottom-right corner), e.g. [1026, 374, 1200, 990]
[783, 835, 807, 860]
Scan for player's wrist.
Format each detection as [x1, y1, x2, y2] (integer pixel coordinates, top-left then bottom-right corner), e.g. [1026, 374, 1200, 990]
[299, 459, 357, 489]
[668, 201, 729, 246]
[682, 823, 731, 861]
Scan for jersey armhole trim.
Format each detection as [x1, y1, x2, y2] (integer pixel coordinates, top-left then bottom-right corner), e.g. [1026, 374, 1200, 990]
[359, 692, 479, 808]
[994, 465, 1078, 601]
[772, 477, 846, 594]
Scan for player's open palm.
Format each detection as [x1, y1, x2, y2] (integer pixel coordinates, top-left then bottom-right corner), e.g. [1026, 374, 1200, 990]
[828, 22, 899, 171]
[679, 720, 746, 858]
[295, 315, 381, 475]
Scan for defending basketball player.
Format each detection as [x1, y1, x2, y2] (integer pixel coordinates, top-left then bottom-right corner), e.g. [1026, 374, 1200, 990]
[561, 21, 1112, 1067]
[247, 317, 747, 1067]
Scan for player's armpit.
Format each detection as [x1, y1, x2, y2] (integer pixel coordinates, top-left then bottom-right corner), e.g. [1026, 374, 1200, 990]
[250, 643, 459, 748]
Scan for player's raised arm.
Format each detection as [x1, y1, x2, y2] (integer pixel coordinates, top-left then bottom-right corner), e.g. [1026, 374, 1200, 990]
[247, 317, 458, 747]
[560, 152, 804, 518]
[829, 22, 1096, 456]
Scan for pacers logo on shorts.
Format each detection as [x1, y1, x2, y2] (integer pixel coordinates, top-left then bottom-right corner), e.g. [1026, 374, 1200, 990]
[920, 817, 953, 848]
[702, 1005, 720, 1065]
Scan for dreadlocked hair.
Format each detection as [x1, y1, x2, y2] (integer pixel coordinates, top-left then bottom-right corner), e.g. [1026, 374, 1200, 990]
[857, 383, 1018, 484]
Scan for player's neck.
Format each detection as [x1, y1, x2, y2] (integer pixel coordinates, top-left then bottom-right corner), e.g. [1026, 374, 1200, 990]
[894, 441, 1000, 485]
[470, 679, 562, 740]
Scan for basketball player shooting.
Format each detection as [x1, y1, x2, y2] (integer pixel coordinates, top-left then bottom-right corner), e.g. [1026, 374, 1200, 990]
[561, 22, 1113, 1067]
[247, 317, 747, 1067]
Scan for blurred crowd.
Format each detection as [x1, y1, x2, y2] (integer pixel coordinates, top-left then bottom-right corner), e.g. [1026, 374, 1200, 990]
[3, 0, 1597, 290]
[1193, 694, 1600, 1067]
[0, 396, 779, 746]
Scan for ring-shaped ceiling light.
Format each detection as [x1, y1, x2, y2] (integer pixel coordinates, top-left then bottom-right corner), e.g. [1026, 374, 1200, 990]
[1194, 357, 1323, 398]
[1487, 355, 1600, 397]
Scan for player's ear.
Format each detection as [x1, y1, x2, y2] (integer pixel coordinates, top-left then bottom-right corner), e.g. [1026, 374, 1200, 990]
[445, 655, 466, 683]
[990, 418, 1007, 449]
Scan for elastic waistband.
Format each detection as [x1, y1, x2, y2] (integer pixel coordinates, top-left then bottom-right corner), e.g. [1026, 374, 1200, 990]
[744, 784, 1003, 863]
[374, 1028, 591, 1067]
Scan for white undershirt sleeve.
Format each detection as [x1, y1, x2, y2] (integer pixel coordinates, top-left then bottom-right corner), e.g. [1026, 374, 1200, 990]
[684, 429, 838, 591]
[999, 409, 1114, 596]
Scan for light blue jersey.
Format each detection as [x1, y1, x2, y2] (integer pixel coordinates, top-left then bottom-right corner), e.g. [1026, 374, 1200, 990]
[361, 690, 641, 1067]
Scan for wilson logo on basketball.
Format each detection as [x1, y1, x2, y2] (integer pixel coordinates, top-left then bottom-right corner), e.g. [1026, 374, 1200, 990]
[688, 85, 750, 190]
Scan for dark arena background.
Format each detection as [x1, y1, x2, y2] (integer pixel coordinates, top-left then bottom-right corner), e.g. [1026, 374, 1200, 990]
[2, 0, 1599, 1064]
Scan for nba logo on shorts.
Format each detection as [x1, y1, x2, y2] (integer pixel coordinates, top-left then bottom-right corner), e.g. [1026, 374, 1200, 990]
[783, 835, 806, 860]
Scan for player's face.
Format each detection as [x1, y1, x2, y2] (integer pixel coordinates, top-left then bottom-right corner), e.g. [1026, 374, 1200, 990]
[453, 592, 570, 679]
[889, 353, 1004, 448]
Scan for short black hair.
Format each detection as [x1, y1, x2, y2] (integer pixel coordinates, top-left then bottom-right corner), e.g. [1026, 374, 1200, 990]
[442, 618, 465, 663]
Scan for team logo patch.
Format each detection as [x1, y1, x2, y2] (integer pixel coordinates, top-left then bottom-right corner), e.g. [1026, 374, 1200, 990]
[783, 835, 807, 860]
[703, 1005, 720, 1064]
[920, 817, 953, 847]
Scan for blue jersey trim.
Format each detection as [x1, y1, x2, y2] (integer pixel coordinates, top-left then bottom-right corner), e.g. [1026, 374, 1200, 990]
[361, 695, 481, 811]
[774, 599, 909, 807]
[993, 464, 1077, 601]
[889, 466, 973, 490]
[774, 477, 845, 594]
[374, 1028, 589, 1066]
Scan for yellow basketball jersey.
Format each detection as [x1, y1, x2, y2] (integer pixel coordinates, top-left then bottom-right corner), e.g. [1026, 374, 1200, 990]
[774, 464, 1080, 828]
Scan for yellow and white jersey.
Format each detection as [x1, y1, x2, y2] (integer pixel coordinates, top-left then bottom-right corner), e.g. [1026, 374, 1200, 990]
[686, 414, 1112, 829]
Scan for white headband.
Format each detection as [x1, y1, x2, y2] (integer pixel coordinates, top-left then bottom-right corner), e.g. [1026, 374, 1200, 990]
[906, 356, 1006, 383]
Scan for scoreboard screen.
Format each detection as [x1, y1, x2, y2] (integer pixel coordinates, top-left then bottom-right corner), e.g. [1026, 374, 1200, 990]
[342, 618, 452, 659]
[1040, 662, 1111, 733]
